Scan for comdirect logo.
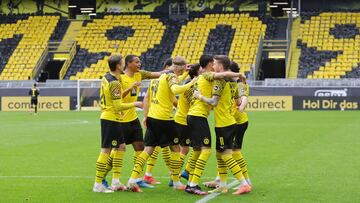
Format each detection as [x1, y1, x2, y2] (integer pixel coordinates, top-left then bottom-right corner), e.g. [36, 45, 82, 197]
[1, 97, 70, 111]
[314, 89, 347, 97]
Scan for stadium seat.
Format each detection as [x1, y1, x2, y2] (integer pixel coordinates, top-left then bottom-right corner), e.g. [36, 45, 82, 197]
[298, 12, 360, 79]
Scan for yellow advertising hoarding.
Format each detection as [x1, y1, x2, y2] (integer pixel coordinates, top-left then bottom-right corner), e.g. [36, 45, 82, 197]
[247, 96, 293, 111]
[1, 97, 70, 111]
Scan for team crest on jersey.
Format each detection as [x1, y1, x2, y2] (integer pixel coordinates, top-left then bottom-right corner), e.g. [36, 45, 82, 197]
[112, 140, 117, 146]
[186, 139, 191, 145]
[213, 85, 219, 91]
[114, 89, 120, 97]
[174, 138, 179, 144]
[203, 138, 210, 145]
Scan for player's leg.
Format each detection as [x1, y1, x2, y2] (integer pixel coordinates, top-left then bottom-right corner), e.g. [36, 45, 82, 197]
[233, 122, 251, 186]
[34, 99, 38, 114]
[167, 121, 186, 190]
[144, 146, 161, 184]
[178, 123, 191, 180]
[186, 116, 211, 195]
[93, 119, 118, 193]
[128, 117, 157, 192]
[216, 125, 251, 195]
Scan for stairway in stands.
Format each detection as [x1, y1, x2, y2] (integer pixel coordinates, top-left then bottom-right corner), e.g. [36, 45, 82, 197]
[288, 17, 301, 78]
[55, 21, 83, 56]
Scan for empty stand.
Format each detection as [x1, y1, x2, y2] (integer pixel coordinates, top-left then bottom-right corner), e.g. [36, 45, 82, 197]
[298, 12, 360, 79]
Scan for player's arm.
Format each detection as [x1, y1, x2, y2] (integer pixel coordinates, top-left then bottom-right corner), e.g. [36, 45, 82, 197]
[237, 83, 248, 112]
[193, 80, 225, 106]
[110, 81, 142, 111]
[28, 90, 31, 95]
[195, 92, 220, 106]
[142, 89, 150, 128]
[122, 81, 141, 98]
[140, 69, 172, 80]
[238, 96, 248, 112]
[168, 74, 196, 95]
[214, 71, 246, 80]
[173, 96, 178, 108]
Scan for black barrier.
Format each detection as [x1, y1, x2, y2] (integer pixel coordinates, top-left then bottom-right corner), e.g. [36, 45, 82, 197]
[293, 97, 360, 110]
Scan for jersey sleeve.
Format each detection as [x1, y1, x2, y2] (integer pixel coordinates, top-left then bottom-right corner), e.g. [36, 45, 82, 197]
[109, 80, 122, 100]
[233, 84, 239, 99]
[167, 73, 179, 87]
[202, 72, 215, 82]
[213, 79, 226, 96]
[140, 70, 153, 80]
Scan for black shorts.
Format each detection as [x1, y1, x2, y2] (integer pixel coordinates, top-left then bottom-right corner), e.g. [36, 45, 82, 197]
[31, 98, 38, 106]
[100, 119, 124, 148]
[215, 124, 236, 152]
[233, 122, 248, 149]
[175, 122, 191, 147]
[187, 115, 211, 148]
[120, 118, 143, 145]
[144, 117, 178, 148]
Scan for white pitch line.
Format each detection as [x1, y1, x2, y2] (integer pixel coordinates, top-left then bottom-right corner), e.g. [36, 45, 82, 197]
[0, 176, 234, 180]
[195, 180, 239, 203]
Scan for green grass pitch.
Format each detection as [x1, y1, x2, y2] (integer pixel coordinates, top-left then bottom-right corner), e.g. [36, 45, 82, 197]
[0, 111, 359, 203]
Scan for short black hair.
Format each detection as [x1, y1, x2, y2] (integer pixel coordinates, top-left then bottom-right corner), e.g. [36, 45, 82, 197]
[33, 83, 37, 87]
[125, 54, 138, 68]
[108, 55, 123, 71]
[162, 58, 173, 69]
[199, 54, 213, 68]
[214, 55, 230, 70]
[229, 61, 240, 73]
[188, 63, 201, 79]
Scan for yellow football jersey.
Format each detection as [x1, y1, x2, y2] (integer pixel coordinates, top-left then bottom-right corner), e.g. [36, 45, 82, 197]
[187, 72, 215, 118]
[100, 72, 125, 122]
[174, 77, 194, 125]
[120, 70, 152, 122]
[213, 79, 239, 127]
[233, 82, 249, 124]
[148, 72, 178, 120]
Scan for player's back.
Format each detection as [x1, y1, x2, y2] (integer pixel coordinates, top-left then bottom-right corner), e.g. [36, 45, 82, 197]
[100, 72, 122, 122]
[174, 77, 194, 125]
[188, 72, 214, 118]
[148, 73, 176, 120]
[214, 79, 238, 127]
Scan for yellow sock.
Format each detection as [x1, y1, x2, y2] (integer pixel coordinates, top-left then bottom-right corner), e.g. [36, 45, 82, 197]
[233, 151, 249, 179]
[222, 153, 244, 181]
[133, 151, 142, 165]
[95, 152, 109, 183]
[216, 152, 227, 183]
[162, 146, 171, 169]
[191, 149, 211, 185]
[184, 150, 193, 172]
[187, 150, 201, 182]
[104, 149, 115, 178]
[180, 153, 186, 169]
[169, 152, 182, 182]
[130, 151, 150, 179]
[145, 146, 160, 175]
[112, 150, 124, 180]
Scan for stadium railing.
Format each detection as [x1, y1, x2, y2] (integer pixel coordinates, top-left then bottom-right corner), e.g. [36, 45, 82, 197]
[1, 79, 360, 89]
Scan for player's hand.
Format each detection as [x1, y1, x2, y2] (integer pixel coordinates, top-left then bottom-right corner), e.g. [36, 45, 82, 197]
[193, 89, 201, 99]
[238, 105, 245, 113]
[238, 73, 246, 80]
[134, 101, 143, 109]
[132, 81, 141, 88]
[143, 117, 147, 128]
